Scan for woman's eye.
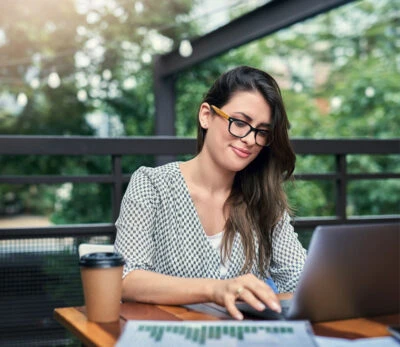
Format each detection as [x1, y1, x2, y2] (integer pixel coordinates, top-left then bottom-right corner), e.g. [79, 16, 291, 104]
[233, 120, 248, 128]
[257, 130, 269, 138]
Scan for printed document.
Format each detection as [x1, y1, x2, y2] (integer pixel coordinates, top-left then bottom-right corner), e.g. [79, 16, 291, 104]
[116, 320, 318, 347]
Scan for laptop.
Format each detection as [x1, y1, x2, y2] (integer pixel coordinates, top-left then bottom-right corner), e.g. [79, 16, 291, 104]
[213, 223, 400, 322]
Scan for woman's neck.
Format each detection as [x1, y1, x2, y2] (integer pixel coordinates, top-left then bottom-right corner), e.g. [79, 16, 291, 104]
[181, 152, 235, 195]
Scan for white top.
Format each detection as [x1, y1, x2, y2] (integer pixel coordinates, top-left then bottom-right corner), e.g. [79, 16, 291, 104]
[207, 232, 229, 279]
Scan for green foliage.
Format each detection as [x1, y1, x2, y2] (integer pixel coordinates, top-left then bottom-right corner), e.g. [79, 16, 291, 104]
[294, 155, 335, 174]
[282, 90, 327, 139]
[286, 180, 336, 217]
[0, 0, 398, 223]
[347, 155, 400, 173]
[51, 183, 112, 224]
[348, 179, 400, 216]
[0, 0, 198, 221]
[175, 0, 399, 219]
[0, 0, 90, 135]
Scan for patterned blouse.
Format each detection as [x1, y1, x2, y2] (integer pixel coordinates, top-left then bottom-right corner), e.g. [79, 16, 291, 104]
[114, 162, 307, 293]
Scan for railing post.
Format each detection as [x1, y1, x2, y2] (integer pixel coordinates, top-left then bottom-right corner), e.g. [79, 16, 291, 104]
[336, 154, 347, 223]
[154, 55, 176, 166]
[111, 155, 123, 236]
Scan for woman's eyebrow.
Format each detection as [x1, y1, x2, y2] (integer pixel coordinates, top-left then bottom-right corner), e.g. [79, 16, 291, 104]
[234, 112, 271, 128]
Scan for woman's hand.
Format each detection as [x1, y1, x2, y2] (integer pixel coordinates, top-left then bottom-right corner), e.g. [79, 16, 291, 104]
[210, 274, 281, 320]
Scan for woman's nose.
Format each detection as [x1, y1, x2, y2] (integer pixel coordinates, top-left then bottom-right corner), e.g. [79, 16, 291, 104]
[240, 130, 257, 146]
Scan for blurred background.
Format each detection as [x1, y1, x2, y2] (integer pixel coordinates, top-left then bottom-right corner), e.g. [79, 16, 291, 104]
[0, 0, 399, 345]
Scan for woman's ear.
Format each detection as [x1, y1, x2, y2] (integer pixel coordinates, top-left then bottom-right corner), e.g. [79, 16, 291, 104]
[198, 103, 211, 129]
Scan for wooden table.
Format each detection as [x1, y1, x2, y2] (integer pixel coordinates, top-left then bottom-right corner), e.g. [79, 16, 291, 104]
[54, 302, 399, 347]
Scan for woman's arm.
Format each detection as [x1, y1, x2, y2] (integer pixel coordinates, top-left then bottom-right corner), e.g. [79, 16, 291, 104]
[123, 270, 282, 320]
[269, 212, 307, 292]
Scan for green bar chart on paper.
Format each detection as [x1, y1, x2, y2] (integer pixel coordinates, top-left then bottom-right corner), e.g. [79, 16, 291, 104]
[117, 320, 317, 347]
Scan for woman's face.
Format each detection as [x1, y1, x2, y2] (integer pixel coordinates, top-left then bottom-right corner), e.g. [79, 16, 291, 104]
[200, 90, 272, 173]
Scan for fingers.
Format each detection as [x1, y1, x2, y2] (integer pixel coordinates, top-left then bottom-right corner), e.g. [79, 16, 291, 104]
[242, 275, 281, 313]
[238, 287, 267, 311]
[230, 275, 281, 315]
[214, 275, 281, 320]
[240, 286, 281, 313]
[225, 293, 244, 321]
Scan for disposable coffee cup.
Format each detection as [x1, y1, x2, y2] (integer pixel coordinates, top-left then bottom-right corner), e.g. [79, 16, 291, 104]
[79, 252, 125, 323]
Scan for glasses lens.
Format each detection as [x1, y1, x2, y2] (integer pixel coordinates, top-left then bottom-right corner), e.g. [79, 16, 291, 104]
[255, 130, 271, 147]
[230, 119, 251, 137]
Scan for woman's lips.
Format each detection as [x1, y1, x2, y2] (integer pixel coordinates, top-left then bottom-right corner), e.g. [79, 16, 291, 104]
[231, 145, 251, 158]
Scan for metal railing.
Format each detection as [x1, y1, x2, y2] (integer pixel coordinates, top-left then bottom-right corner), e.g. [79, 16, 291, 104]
[0, 135, 398, 346]
[0, 136, 399, 240]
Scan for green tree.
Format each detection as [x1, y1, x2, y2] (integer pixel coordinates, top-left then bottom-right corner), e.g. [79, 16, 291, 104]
[0, 0, 200, 222]
[176, 0, 399, 219]
[0, 0, 398, 221]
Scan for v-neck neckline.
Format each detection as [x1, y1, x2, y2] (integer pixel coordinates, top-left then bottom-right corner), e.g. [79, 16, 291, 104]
[175, 162, 211, 241]
[173, 162, 244, 279]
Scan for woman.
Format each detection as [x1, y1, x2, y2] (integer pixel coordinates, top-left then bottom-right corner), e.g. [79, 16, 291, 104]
[114, 65, 306, 320]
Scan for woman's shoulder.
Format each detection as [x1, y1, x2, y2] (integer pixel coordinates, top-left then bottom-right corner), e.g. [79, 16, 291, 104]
[133, 161, 180, 180]
[128, 161, 181, 190]
[124, 162, 181, 201]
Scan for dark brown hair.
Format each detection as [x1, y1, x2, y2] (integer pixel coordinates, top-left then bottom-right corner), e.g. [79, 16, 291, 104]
[197, 66, 296, 276]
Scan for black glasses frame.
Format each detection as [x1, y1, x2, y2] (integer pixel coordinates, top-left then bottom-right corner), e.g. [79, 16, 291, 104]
[210, 105, 272, 147]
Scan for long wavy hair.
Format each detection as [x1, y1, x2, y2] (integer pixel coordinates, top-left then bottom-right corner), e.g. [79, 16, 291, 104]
[197, 66, 296, 277]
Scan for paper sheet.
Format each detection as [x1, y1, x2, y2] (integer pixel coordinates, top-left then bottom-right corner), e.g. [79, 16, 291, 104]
[116, 320, 318, 347]
[315, 336, 399, 347]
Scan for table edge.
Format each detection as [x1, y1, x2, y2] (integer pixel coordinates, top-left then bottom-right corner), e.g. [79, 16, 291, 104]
[54, 307, 118, 347]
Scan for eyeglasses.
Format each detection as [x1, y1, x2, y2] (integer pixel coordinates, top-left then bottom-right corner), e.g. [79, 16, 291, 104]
[210, 105, 273, 147]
